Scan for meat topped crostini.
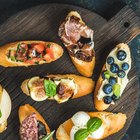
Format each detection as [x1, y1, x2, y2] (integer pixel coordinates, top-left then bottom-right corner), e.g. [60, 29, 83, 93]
[0, 41, 63, 67]
[0, 85, 12, 133]
[58, 11, 95, 77]
[94, 43, 132, 111]
[21, 74, 94, 103]
[56, 111, 127, 140]
[19, 104, 54, 140]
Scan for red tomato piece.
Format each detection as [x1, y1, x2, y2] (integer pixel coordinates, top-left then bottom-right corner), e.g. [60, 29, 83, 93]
[32, 43, 45, 53]
[45, 48, 54, 59]
[44, 54, 51, 62]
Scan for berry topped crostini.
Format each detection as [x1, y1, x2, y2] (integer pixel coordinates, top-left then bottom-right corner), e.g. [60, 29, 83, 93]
[94, 43, 131, 111]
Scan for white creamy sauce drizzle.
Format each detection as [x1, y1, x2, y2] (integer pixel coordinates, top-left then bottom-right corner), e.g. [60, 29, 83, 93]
[97, 47, 131, 102]
[70, 112, 104, 140]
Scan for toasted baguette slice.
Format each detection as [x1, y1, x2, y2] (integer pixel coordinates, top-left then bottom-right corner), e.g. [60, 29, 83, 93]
[0, 41, 63, 67]
[0, 85, 12, 133]
[56, 111, 127, 140]
[94, 43, 131, 111]
[21, 74, 94, 103]
[19, 104, 53, 139]
[59, 11, 95, 77]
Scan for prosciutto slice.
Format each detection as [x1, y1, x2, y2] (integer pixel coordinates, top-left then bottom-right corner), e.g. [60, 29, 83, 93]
[59, 15, 94, 62]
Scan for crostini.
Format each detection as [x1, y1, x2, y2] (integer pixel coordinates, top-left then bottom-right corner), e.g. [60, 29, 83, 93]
[21, 74, 94, 103]
[19, 104, 54, 140]
[0, 41, 63, 67]
[0, 84, 12, 133]
[58, 11, 95, 77]
[56, 111, 127, 140]
[94, 43, 131, 111]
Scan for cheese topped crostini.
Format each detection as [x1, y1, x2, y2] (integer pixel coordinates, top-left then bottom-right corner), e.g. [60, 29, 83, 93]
[56, 111, 127, 140]
[0, 85, 12, 133]
[0, 41, 63, 67]
[94, 43, 131, 111]
[21, 74, 94, 103]
[58, 11, 95, 77]
[19, 104, 54, 140]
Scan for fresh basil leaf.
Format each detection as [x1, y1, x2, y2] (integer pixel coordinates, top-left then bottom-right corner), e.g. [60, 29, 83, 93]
[74, 129, 89, 140]
[0, 110, 2, 118]
[87, 117, 102, 132]
[104, 71, 110, 79]
[44, 80, 56, 97]
[113, 83, 121, 97]
[35, 61, 39, 65]
[41, 130, 55, 140]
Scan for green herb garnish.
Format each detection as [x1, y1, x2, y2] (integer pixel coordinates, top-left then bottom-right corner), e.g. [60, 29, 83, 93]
[10, 56, 16, 61]
[41, 130, 55, 140]
[74, 129, 89, 140]
[44, 80, 57, 97]
[113, 83, 121, 97]
[47, 44, 51, 48]
[0, 110, 2, 118]
[74, 117, 102, 140]
[35, 61, 39, 65]
[87, 117, 102, 132]
[16, 43, 21, 53]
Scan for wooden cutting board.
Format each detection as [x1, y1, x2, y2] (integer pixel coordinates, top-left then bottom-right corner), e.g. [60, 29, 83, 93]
[0, 4, 140, 140]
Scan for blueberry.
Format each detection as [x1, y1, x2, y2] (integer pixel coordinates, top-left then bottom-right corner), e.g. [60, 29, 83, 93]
[112, 94, 119, 101]
[122, 62, 129, 71]
[103, 84, 112, 94]
[117, 50, 127, 61]
[103, 96, 112, 104]
[109, 77, 117, 85]
[110, 63, 119, 73]
[107, 57, 114, 65]
[117, 70, 126, 78]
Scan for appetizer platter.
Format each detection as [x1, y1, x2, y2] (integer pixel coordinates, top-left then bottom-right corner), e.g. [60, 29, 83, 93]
[0, 3, 139, 140]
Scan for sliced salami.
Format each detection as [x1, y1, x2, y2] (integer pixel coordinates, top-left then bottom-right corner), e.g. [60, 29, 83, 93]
[20, 113, 38, 140]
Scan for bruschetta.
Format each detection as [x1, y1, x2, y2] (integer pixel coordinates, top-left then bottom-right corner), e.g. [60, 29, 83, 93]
[58, 11, 95, 77]
[19, 104, 54, 140]
[56, 111, 127, 140]
[94, 43, 132, 111]
[0, 41, 63, 67]
[0, 84, 12, 133]
[21, 74, 94, 103]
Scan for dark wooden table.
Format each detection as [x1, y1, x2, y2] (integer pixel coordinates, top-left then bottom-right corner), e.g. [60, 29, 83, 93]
[0, 0, 139, 140]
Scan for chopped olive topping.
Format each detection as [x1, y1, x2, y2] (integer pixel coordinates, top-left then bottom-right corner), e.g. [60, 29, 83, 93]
[38, 121, 47, 139]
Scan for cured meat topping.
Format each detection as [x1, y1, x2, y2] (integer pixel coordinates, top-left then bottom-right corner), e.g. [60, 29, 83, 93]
[59, 15, 94, 62]
[20, 113, 38, 140]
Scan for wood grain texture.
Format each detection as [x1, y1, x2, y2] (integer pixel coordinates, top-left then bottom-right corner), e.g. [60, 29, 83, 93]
[0, 4, 139, 140]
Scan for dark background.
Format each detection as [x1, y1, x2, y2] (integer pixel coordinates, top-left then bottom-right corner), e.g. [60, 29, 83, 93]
[0, 0, 139, 140]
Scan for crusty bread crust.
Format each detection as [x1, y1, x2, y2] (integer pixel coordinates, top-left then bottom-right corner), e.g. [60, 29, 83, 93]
[0, 41, 63, 67]
[70, 56, 95, 77]
[66, 11, 95, 77]
[94, 43, 131, 111]
[21, 74, 95, 100]
[56, 112, 127, 140]
[18, 104, 51, 134]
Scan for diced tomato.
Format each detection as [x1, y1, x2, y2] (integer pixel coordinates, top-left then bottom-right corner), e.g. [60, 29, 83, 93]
[32, 43, 45, 53]
[44, 54, 51, 62]
[45, 48, 54, 59]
